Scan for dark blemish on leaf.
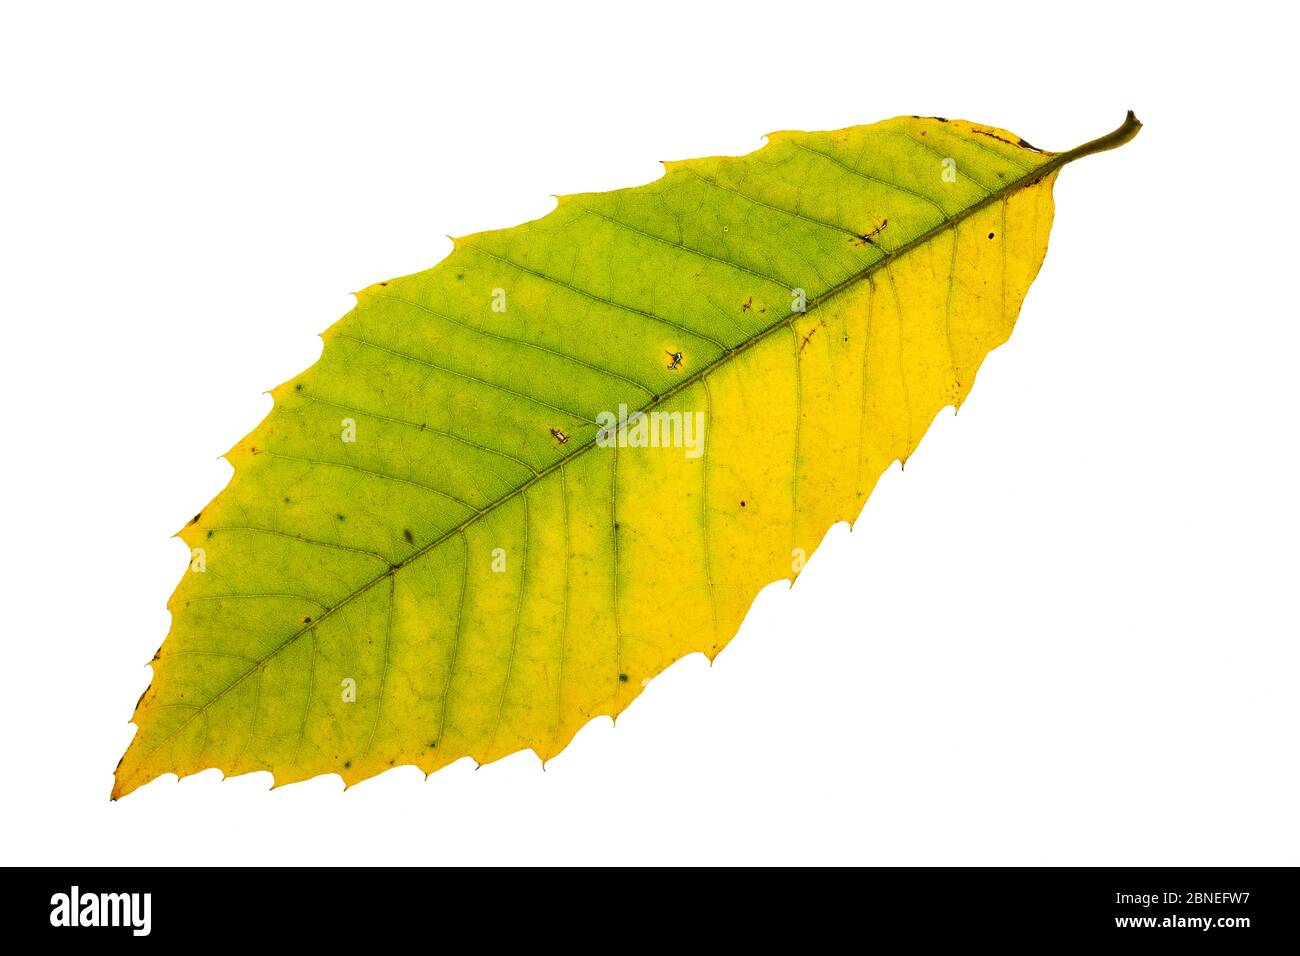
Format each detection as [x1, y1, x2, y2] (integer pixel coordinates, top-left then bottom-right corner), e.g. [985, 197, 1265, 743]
[799, 319, 827, 353]
[740, 500, 747, 507]
[343, 760, 352, 769]
[336, 513, 346, 521]
[403, 528, 414, 544]
[666, 350, 683, 370]
[456, 273, 464, 280]
[970, 126, 1045, 154]
[741, 295, 752, 312]
[427, 741, 437, 749]
[935, 116, 949, 123]
[988, 232, 995, 239]
[294, 383, 303, 391]
[303, 617, 312, 624]
[379, 281, 388, 286]
[855, 219, 888, 247]
[618, 673, 629, 683]
[206, 530, 214, 539]
[283, 496, 291, 504]
[187, 512, 202, 526]
[550, 427, 570, 444]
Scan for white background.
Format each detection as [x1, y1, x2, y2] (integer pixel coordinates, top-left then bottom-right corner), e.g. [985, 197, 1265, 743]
[2, 2, 1295, 866]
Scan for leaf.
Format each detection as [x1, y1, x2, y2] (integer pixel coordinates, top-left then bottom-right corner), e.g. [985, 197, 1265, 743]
[114, 112, 1140, 798]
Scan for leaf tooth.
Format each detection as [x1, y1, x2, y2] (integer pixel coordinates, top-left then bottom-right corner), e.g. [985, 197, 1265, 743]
[763, 129, 801, 144]
[265, 379, 298, 402]
[355, 279, 394, 297]
[319, 322, 344, 346]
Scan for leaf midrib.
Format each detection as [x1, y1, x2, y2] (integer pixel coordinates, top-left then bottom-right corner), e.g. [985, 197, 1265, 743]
[150, 114, 1139, 754]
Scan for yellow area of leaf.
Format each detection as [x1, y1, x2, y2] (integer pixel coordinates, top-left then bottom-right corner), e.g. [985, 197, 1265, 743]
[114, 113, 1139, 797]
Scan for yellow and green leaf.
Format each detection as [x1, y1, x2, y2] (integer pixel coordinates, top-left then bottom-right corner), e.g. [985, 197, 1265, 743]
[114, 112, 1140, 798]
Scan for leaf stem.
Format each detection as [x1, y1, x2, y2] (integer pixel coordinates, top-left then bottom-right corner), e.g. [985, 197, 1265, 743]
[1054, 111, 1142, 167]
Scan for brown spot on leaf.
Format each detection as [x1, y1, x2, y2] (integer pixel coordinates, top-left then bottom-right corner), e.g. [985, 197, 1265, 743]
[969, 125, 1045, 153]
[854, 219, 888, 246]
[799, 319, 827, 352]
